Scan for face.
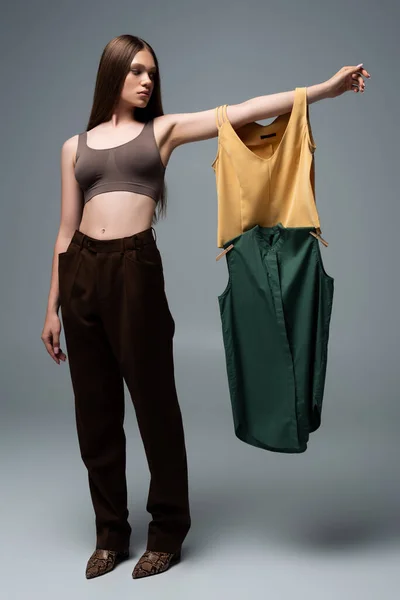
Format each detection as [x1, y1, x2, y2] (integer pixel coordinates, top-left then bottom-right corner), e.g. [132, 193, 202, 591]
[121, 49, 157, 106]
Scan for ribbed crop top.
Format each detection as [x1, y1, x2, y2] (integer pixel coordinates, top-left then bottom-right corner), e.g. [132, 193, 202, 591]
[74, 119, 166, 205]
[212, 87, 322, 247]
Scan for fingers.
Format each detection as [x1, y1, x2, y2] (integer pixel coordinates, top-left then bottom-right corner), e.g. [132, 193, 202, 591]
[353, 64, 371, 78]
[53, 334, 60, 357]
[54, 333, 67, 362]
[42, 334, 67, 364]
[351, 64, 370, 93]
[352, 73, 365, 92]
[43, 338, 60, 363]
[57, 349, 68, 363]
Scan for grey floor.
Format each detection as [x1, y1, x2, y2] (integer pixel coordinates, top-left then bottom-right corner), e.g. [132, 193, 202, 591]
[2, 341, 399, 600]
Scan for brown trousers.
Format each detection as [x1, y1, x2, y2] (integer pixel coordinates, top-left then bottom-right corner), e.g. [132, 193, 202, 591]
[58, 226, 191, 553]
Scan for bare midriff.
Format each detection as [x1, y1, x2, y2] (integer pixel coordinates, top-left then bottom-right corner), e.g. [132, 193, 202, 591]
[78, 191, 157, 239]
[78, 190, 158, 239]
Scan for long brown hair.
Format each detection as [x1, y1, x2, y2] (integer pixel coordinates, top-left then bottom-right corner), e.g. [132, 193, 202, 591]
[85, 34, 167, 225]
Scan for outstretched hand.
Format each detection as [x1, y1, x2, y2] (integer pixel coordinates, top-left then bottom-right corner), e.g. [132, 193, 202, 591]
[325, 63, 371, 98]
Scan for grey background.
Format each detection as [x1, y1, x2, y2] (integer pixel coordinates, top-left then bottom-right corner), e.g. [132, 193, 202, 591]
[1, 0, 399, 598]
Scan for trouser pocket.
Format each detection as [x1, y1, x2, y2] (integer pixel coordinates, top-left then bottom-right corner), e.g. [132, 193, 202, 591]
[58, 245, 82, 308]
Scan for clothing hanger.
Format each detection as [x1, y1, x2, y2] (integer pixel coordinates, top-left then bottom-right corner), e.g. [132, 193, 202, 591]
[216, 229, 328, 261]
[216, 244, 234, 261]
[309, 227, 329, 247]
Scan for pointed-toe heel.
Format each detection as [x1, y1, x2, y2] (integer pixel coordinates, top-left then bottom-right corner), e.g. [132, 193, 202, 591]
[131, 548, 182, 579]
[85, 548, 130, 579]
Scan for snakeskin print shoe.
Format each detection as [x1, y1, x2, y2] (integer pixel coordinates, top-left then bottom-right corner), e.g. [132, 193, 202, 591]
[85, 548, 130, 579]
[131, 548, 181, 579]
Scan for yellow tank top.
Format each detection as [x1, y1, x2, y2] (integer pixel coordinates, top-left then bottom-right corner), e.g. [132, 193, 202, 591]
[212, 87, 323, 248]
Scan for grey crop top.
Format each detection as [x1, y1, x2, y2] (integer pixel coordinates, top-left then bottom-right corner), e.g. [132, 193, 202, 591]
[74, 119, 166, 205]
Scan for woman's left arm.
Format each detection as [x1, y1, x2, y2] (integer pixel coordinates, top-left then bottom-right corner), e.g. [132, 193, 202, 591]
[167, 63, 370, 149]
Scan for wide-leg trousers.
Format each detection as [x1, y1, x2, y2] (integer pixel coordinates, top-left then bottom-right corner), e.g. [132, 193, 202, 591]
[58, 226, 191, 553]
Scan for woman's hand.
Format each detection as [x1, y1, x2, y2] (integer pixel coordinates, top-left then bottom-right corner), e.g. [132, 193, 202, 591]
[325, 63, 371, 99]
[41, 312, 67, 365]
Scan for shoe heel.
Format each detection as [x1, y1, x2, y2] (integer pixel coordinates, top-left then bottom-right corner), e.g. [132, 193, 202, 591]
[117, 549, 130, 563]
[172, 549, 181, 563]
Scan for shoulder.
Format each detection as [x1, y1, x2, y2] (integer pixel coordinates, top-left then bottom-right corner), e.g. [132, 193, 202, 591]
[61, 133, 81, 168]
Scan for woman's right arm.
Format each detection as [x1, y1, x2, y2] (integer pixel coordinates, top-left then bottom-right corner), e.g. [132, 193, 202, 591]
[41, 134, 83, 364]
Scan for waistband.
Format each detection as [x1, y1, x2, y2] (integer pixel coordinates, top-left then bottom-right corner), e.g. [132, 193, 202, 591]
[70, 226, 157, 253]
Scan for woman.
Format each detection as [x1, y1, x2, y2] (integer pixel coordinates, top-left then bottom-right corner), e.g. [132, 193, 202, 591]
[41, 33, 369, 580]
